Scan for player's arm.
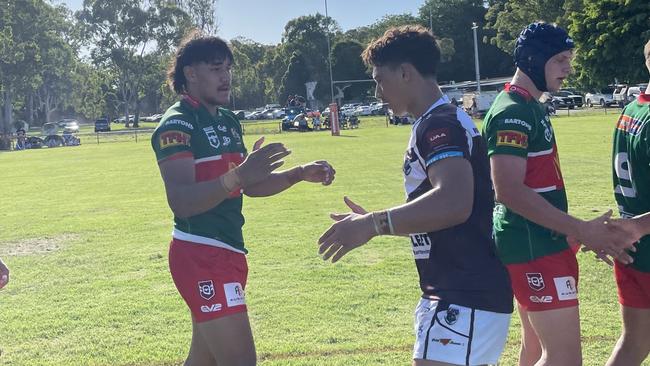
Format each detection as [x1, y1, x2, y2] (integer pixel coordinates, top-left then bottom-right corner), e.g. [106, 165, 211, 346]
[382, 156, 473, 234]
[318, 156, 473, 262]
[242, 137, 335, 197]
[157, 141, 290, 218]
[243, 162, 335, 197]
[318, 121, 475, 262]
[491, 154, 635, 262]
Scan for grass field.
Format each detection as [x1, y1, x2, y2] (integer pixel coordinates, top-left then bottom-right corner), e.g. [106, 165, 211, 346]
[0, 113, 647, 366]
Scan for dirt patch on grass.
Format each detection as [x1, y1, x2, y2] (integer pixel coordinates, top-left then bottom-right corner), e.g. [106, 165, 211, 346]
[0, 233, 80, 256]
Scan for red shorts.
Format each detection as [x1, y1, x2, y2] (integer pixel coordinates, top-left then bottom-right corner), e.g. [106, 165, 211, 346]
[169, 239, 248, 322]
[615, 261, 650, 309]
[506, 248, 579, 311]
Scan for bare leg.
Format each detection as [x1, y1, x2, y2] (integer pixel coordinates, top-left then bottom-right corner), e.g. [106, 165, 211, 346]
[527, 306, 582, 366]
[606, 305, 650, 366]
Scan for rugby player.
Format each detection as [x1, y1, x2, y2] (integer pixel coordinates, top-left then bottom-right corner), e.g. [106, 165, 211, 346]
[482, 22, 639, 366]
[318, 25, 513, 366]
[152, 32, 335, 366]
[605, 38, 650, 366]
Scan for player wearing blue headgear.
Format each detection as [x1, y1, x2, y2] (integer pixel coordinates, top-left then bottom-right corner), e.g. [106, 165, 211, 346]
[482, 22, 640, 366]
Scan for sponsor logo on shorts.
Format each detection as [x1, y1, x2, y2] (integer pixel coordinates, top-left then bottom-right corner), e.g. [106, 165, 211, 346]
[200, 303, 222, 313]
[554, 276, 577, 301]
[496, 130, 528, 149]
[432, 338, 464, 346]
[444, 307, 459, 325]
[529, 295, 553, 303]
[198, 280, 215, 300]
[159, 130, 190, 149]
[410, 233, 432, 260]
[203, 126, 220, 149]
[526, 272, 545, 291]
[224, 282, 246, 307]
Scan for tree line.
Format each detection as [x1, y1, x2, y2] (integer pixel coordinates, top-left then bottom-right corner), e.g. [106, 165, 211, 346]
[0, 0, 648, 132]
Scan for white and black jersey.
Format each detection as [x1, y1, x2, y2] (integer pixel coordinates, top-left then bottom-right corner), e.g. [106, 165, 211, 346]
[403, 95, 513, 314]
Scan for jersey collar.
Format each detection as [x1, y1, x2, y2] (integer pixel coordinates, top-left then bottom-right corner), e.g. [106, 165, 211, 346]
[181, 93, 202, 109]
[505, 83, 534, 102]
[638, 91, 650, 104]
[413, 94, 451, 127]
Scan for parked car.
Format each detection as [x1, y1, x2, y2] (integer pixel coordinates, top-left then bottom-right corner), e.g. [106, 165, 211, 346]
[549, 92, 576, 109]
[55, 118, 78, 128]
[94, 118, 111, 132]
[352, 105, 373, 116]
[585, 87, 615, 107]
[388, 109, 414, 125]
[141, 113, 163, 122]
[370, 102, 389, 115]
[613, 84, 637, 107]
[232, 110, 246, 119]
[62, 121, 79, 132]
[556, 90, 583, 107]
[281, 107, 305, 130]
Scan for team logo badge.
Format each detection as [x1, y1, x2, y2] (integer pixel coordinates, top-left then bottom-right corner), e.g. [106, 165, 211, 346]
[198, 280, 215, 300]
[444, 307, 459, 325]
[203, 126, 220, 149]
[526, 272, 545, 291]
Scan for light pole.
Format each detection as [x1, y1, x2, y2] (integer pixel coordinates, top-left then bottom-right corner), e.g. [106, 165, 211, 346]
[472, 22, 481, 93]
[325, 0, 334, 103]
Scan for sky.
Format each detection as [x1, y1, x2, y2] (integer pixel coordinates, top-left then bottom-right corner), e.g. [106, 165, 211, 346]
[63, 0, 425, 45]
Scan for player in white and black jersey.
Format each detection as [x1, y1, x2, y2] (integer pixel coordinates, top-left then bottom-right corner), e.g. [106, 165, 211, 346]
[318, 25, 512, 366]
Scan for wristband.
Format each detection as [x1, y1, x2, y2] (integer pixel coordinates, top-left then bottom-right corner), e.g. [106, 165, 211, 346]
[387, 210, 395, 235]
[371, 212, 381, 235]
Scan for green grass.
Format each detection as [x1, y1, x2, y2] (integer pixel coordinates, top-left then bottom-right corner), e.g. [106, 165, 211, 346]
[0, 114, 646, 365]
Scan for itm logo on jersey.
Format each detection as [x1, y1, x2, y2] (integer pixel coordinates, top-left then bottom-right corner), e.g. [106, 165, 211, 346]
[159, 130, 190, 149]
[203, 126, 220, 149]
[554, 276, 577, 301]
[224, 282, 246, 307]
[496, 130, 528, 149]
[526, 272, 545, 291]
[198, 280, 215, 300]
[444, 307, 459, 325]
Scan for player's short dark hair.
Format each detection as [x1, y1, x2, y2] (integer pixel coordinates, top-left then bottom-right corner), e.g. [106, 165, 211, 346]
[167, 30, 233, 94]
[361, 25, 440, 78]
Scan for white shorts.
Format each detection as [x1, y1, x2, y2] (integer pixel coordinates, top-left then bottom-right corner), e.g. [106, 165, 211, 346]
[413, 298, 511, 365]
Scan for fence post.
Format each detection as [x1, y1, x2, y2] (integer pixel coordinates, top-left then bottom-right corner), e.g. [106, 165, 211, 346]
[135, 129, 138, 143]
[96, 133, 99, 144]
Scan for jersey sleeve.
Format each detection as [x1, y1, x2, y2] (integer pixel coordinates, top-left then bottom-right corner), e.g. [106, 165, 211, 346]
[151, 117, 195, 163]
[416, 118, 470, 168]
[484, 109, 534, 158]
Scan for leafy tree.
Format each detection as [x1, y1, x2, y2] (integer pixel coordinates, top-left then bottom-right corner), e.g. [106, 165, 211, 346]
[568, 0, 650, 88]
